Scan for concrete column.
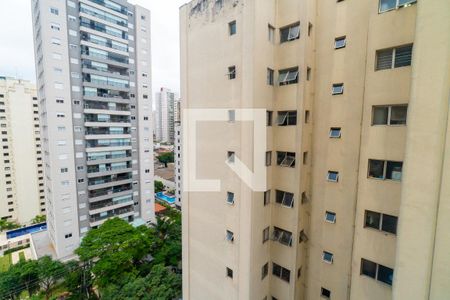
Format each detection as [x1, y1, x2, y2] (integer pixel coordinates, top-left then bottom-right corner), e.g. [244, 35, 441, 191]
[393, 1, 450, 299]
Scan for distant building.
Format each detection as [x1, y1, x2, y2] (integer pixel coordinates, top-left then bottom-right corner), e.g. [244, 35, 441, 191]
[0, 77, 45, 224]
[174, 120, 181, 208]
[154, 87, 176, 143]
[31, 0, 155, 259]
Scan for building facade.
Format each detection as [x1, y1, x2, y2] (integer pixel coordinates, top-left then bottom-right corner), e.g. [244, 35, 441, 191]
[0, 77, 45, 224]
[180, 0, 450, 299]
[154, 87, 176, 143]
[31, 0, 155, 259]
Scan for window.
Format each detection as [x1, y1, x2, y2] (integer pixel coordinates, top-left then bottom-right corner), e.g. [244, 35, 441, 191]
[227, 192, 235, 205]
[272, 263, 290, 283]
[327, 171, 339, 182]
[56, 113, 65, 118]
[65, 233, 72, 239]
[51, 37, 61, 45]
[275, 190, 294, 208]
[335, 36, 346, 49]
[227, 151, 235, 163]
[50, 22, 60, 31]
[56, 99, 64, 104]
[332, 83, 344, 95]
[272, 226, 293, 246]
[265, 151, 272, 166]
[306, 67, 311, 80]
[321, 287, 331, 299]
[262, 263, 269, 279]
[379, 0, 416, 13]
[325, 211, 336, 223]
[226, 230, 234, 242]
[229, 21, 236, 35]
[266, 111, 273, 126]
[305, 110, 310, 123]
[50, 7, 59, 15]
[77, 178, 84, 183]
[67, 0, 76, 8]
[372, 105, 407, 125]
[301, 192, 309, 204]
[322, 251, 334, 263]
[308, 22, 313, 36]
[276, 152, 295, 168]
[278, 68, 299, 86]
[376, 44, 413, 70]
[226, 267, 233, 278]
[268, 24, 275, 43]
[277, 111, 297, 126]
[264, 190, 270, 206]
[280, 22, 300, 43]
[228, 110, 235, 122]
[365, 210, 398, 234]
[329, 127, 341, 138]
[263, 227, 270, 243]
[303, 152, 308, 164]
[267, 68, 274, 85]
[368, 159, 403, 181]
[361, 258, 394, 286]
[228, 66, 236, 79]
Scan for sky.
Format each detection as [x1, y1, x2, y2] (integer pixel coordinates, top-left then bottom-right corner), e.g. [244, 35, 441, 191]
[0, 0, 190, 95]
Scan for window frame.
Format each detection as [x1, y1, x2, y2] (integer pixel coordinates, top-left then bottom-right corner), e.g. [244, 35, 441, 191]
[367, 159, 403, 181]
[275, 190, 294, 208]
[379, 0, 416, 13]
[375, 44, 413, 70]
[276, 111, 297, 126]
[332, 83, 344, 95]
[280, 22, 300, 43]
[360, 258, 394, 286]
[228, 21, 236, 35]
[228, 66, 236, 79]
[226, 191, 235, 205]
[364, 210, 398, 234]
[334, 36, 346, 49]
[329, 127, 341, 138]
[327, 171, 339, 182]
[372, 105, 408, 126]
[322, 251, 334, 264]
[276, 151, 296, 168]
[325, 211, 336, 223]
[265, 151, 272, 166]
[278, 68, 299, 86]
[272, 262, 291, 283]
[272, 226, 293, 247]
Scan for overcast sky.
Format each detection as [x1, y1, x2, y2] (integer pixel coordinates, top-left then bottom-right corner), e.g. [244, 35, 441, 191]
[0, 0, 190, 94]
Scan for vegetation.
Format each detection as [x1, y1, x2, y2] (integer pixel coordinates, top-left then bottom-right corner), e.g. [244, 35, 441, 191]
[0, 206, 182, 299]
[0, 219, 20, 231]
[157, 152, 174, 167]
[155, 180, 164, 193]
[0, 253, 11, 272]
[31, 215, 46, 224]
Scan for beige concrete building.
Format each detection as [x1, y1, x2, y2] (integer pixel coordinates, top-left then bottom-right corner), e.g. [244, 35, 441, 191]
[180, 0, 450, 299]
[0, 77, 45, 224]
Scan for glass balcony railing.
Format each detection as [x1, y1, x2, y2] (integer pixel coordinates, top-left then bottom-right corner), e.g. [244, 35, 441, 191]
[90, 206, 134, 223]
[88, 173, 132, 186]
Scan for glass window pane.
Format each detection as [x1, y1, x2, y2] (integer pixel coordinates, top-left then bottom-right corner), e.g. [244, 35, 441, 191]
[381, 214, 398, 234]
[330, 128, 341, 138]
[365, 210, 381, 230]
[288, 25, 300, 40]
[361, 259, 377, 278]
[275, 190, 284, 204]
[282, 192, 294, 207]
[398, 0, 416, 5]
[394, 45, 413, 68]
[285, 70, 298, 83]
[280, 27, 289, 43]
[376, 49, 393, 70]
[368, 159, 384, 179]
[386, 161, 403, 180]
[390, 106, 407, 125]
[377, 265, 394, 285]
[372, 107, 389, 125]
[379, 0, 396, 12]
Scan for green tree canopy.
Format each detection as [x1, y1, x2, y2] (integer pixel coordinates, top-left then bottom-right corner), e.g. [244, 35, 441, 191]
[154, 180, 164, 193]
[75, 218, 152, 288]
[157, 152, 174, 168]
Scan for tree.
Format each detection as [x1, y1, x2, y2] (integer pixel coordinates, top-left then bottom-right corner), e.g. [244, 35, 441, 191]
[157, 152, 174, 168]
[37, 256, 66, 300]
[150, 208, 181, 267]
[102, 264, 181, 300]
[17, 259, 40, 297]
[75, 218, 152, 288]
[64, 260, 96, 300]
[0, 219, 20, 231]
[31, 215, 46, 224]
[154, 180, 164, 193]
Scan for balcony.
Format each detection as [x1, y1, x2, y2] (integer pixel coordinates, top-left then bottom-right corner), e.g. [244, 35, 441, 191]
[86, 0, 128, 15]
[80, 18, 128, 40]
[84, 114, 130, 124]
[87, 176, 133, 190]
[82, 62, 128, 80]
[89, 186, 133, 203]
[89, 206, 134, 227]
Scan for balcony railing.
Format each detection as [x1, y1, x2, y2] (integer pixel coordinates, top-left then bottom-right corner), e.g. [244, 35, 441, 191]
[90, 206, 134, 223]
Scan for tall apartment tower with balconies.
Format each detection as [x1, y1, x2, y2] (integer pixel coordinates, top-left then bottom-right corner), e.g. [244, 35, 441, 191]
[181, 0, 450, 299]
[0, 77, 46, 224]
[154, 87, 176, 143]
[31, 0, 155, 259]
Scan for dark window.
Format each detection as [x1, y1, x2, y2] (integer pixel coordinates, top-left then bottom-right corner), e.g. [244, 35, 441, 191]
[228, 66, 236, 79]
[361, 258, 377, 278]
[263, 226, 269, 243]
[262, 263, 268, 279]
[266, 111, 273, 126]
[321, 287, 331, 299]
[280, 22, 300, 43]
[376, 44, 413, 70]
[372, 105, 407, 125]
[263, 190, 270, 206]
[335, 36, 346, 49]
[229, 21, 236, 35]
[275, 190, 294, 207]
[267, 68, 274, 85]
[365, 210, 381, 230]
[332, 83, 344, 95]
[272, 262, 290, 283]
[377, 264, 394, 285]
[277, 111, 297, 126]
[386, 161, 403, 180]
[276, 151, 295, 168]
[381, 213, 398, 234]
[278, 68, 299, 86]
[226, 267, 233, 278]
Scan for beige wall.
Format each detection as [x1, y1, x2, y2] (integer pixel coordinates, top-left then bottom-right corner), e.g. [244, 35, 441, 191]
[181, 0, 449, 299]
